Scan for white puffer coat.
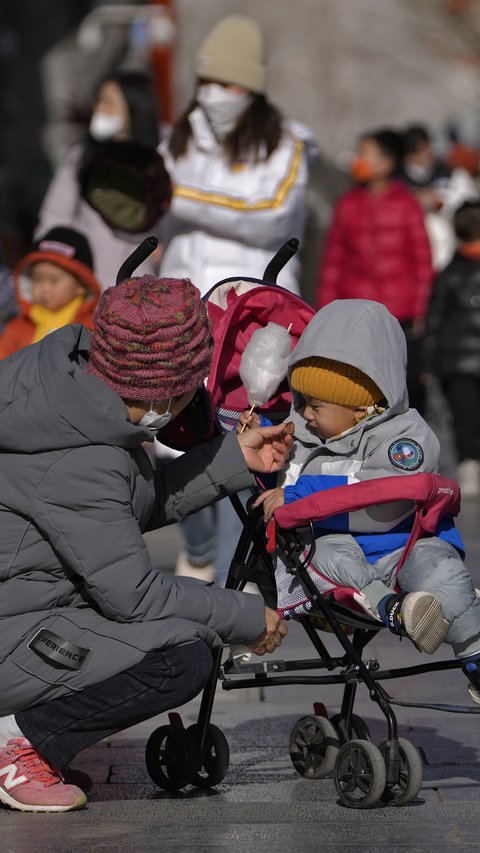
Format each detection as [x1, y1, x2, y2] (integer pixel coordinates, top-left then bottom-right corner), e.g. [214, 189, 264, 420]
[159, 109, 319, 295]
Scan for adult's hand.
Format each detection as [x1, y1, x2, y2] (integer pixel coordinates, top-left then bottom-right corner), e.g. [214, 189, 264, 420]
[248, 606, 288, 655]
[237, 422, 294, 473]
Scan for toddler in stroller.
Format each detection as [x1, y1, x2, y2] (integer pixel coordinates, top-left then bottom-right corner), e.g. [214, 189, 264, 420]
[248, 298, 480, 699]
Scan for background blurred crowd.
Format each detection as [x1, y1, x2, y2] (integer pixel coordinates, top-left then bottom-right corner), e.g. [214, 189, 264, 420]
[2, 0, 480, 579]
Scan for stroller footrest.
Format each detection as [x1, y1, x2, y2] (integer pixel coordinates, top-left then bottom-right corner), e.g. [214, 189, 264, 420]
[222, 658, 287, 676]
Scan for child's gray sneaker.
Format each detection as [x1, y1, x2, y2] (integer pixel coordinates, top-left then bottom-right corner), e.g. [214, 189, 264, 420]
[385, 591, 449, 654]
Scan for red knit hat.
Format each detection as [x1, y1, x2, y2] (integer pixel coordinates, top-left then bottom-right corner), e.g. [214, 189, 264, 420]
[86, 275, 214, 401]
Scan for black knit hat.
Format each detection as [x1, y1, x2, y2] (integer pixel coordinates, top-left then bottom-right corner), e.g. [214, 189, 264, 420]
[31, 227, 93, 269]
[15, 227, 100, 295]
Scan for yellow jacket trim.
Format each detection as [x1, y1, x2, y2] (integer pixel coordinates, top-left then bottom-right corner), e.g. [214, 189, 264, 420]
[173, 139, 304, 211]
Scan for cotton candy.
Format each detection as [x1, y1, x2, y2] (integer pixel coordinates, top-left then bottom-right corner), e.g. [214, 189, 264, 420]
[239, 322, 292, 406]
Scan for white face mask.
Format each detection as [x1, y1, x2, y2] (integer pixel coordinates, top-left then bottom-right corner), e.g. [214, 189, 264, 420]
[196, 83, 252, 140]
[89, 111, 126, 142]
[138, 400, 172, 433]
[404, 162, 433, 183]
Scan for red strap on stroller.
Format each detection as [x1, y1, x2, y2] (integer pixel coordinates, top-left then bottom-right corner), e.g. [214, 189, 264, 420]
[268, 473, 460, 571]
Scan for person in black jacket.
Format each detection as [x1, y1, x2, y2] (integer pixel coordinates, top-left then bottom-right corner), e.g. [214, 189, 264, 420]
[424, 201, 480, 497]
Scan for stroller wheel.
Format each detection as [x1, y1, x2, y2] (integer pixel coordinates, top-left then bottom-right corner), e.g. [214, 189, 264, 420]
[289, 715, 340, 779]
[145, 724, 198, 790]
[187, 723, 230, 788]
[334, 740, 386, 808]
[330, 713, 371, 744]
[379, 738, 423, 806]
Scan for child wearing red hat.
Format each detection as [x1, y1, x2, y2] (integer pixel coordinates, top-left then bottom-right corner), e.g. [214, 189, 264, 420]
[0, 227, 101, 360]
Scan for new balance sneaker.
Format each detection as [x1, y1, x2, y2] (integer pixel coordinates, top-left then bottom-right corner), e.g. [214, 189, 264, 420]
[461, 658, 480, 705]
[383, 591, 449, 654]
[0, 738, 87, 812]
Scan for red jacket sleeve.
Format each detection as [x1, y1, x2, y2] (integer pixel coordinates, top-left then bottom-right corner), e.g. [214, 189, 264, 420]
[405, 196, 433, 319]
[0, 317, 33, 360]
[315, 197, 349, 308]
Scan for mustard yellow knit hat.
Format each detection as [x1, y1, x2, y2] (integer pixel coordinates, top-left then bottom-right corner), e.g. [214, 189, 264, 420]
[290, 357, 384, 407]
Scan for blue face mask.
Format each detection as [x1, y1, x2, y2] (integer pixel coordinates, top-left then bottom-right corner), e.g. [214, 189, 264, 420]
[138, 400, 172, 433]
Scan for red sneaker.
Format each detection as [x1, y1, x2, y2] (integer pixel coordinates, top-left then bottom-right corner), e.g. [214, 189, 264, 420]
[0, 738, 87, 812]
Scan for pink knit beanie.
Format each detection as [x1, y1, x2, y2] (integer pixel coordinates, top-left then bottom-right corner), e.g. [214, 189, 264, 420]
[86, 275, 213, 401]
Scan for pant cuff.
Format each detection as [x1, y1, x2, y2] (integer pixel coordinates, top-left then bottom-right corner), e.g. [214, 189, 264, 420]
[361, 580, 395, 612]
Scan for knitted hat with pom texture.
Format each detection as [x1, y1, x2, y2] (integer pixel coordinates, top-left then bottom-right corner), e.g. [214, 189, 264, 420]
[86, 275, 213, 401]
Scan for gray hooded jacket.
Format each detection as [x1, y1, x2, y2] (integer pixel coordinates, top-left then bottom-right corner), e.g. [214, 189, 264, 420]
[280, 300, 442, 541]
[0, 325, 264, 714]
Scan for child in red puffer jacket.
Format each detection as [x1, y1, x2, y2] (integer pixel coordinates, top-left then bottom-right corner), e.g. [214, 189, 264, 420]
[316, 128, 433, 414]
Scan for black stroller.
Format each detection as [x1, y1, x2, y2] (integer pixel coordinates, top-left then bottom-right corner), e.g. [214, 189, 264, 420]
[121, 238, 480, 810]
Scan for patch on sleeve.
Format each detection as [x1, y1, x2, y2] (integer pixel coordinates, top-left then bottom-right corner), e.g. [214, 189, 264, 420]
[388, 439, 424, 471]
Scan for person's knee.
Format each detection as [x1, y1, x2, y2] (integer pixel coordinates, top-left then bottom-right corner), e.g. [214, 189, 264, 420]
[134, 640, 213, 706]
[167, 640, 214, 705]
[185, 640, 214, 695]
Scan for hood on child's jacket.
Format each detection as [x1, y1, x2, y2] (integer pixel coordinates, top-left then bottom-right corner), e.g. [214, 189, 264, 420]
[288, 299, 408, 448]
[0, 324, 153, 452]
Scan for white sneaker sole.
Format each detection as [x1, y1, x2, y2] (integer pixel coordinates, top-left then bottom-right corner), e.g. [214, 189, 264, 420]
[468, 684, 480, 706]
[0, 786, 86, 812]
[401, 592, 449, 654]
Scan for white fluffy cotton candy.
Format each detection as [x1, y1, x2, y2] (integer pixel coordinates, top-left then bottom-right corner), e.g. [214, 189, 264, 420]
[239, 322, 292, 406]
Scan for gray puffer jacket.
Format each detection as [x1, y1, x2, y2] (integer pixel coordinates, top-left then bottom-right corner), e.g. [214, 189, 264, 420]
[0, 325, 264, 714]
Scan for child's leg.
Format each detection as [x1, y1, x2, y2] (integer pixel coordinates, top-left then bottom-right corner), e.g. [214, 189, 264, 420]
[396, 538, 480, 657]
[396, 538, 480, 702]
[275, 534, 394, 614]
[311, 534, 394, 599]
[276, 534, 447, 652]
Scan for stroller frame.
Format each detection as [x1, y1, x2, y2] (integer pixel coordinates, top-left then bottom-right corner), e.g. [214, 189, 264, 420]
[146, 474, 480, 808]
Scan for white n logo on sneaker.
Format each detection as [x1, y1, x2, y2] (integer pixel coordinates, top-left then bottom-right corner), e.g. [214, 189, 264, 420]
[0, 763, 28, 790]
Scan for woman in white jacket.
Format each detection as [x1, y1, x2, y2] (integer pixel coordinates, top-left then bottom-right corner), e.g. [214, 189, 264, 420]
[160, 14, 318, 582]
[159, 14, 318, 296]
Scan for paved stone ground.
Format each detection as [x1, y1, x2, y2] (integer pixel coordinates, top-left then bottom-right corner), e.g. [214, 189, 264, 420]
[4, 412, 480, 851]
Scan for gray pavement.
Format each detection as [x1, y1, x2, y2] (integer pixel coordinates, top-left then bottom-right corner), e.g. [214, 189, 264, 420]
[4, 427, 480, 851]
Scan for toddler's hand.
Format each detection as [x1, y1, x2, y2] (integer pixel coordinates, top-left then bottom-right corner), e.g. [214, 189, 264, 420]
[253, 487, 285, 521]
[237, 409, 262, 433]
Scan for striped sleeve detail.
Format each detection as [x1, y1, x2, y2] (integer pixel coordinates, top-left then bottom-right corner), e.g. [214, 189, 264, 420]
[173, 139, 304, 211]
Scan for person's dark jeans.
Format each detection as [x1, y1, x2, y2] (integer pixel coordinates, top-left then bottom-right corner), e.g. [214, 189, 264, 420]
[16, 640, 213, 769]
[442, 373, 480, 462]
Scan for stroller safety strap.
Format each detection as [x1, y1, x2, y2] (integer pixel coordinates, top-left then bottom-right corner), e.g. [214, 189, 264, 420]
[268, 473, 460, 571]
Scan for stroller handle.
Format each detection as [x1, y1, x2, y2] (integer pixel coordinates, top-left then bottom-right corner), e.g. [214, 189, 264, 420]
[116, 236, 159, 286]
[262, 237, 300, 283]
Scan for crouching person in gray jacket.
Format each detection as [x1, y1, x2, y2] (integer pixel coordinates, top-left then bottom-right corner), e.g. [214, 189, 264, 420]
[0, 275, 292, 812]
